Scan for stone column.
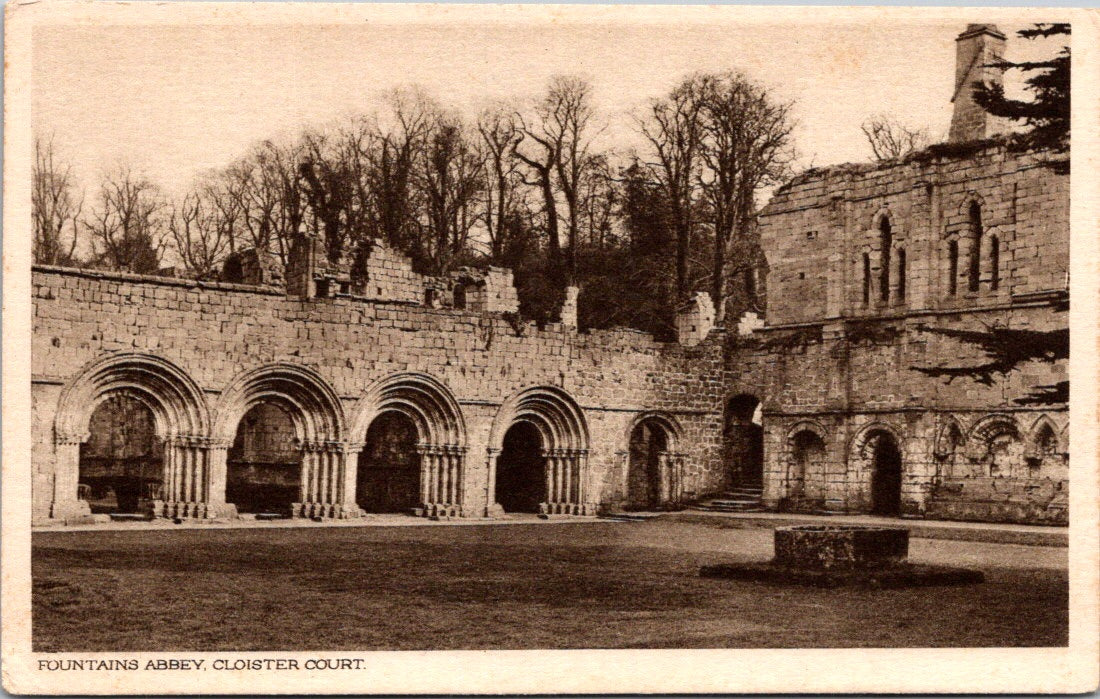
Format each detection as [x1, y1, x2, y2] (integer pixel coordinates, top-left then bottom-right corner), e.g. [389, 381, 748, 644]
[50, 432, 93, 523]
[293, 440, 318, 518]
[578, 449, 595, 515]
[540, 449, 554, 515]
[334, 442, 364, 519]
[157, 434, 212, 519]
[204, 439, 237, 519]
[563, 450, 573, 509]
[448, 445, 466, 517]
[485, 448, 504, 518]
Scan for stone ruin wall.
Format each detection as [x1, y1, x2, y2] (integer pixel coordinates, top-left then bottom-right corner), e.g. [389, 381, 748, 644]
[29, 142, 1070, 526]
[31, 263, 727, 524]
[742, 144, 1069, 524]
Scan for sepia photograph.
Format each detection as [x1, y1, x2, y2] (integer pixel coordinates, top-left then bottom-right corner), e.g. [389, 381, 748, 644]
[3, 2, 1098, 694]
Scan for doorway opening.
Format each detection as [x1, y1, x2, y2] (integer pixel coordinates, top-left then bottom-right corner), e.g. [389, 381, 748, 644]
[358, 411, 421, 513]
[626, 419, 669, 509]
[495, 422, 544, 513]
[869, 432, 903, 516]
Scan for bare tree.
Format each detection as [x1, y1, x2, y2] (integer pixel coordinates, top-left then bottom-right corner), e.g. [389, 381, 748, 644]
[83, 165, 167, 273]
[222, 138, 306, 268]
[476, 105, 525, 259]
[33, 136, 83, 266]
[418, 111, 484, 273]
[636, 75, 706, 301]
[577, 152, 620, 251]
[697, 72, 795, 323]
[168, 183, 237, 279]
[861, 114, 930, 161]
[362, 87, 436, 258]
[514, 107, 563, 283]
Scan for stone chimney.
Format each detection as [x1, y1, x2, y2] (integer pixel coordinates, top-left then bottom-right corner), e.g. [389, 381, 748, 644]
[949, 24, 1008, 143]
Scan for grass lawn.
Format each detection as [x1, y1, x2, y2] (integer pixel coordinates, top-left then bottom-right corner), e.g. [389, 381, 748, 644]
[32, 520, 1068, 651]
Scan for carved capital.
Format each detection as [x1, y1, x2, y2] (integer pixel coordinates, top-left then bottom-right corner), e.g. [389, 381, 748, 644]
[55, 430, 89, 446]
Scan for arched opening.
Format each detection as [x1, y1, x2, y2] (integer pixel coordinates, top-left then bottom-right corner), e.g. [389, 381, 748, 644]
[935, 422, 965, 480]
[724, 394, 763, 487]
[879, 216, 892, 302]
[861, 252, 871, 306]
[968, 201, 983, 292]
[789, 430, 825, 501]
[496, 422, 544, 514]
[78, 394, 163, 515]
[989, 234, 1000, 291]
[947, 239, 959, 296]
[869, 431, 903, 516]
[1030, 422, 1058, 476]
[226, 403, 301, 516]
[626, 419, 669, 509]
[896, 247, 907, 301]
[358, 411, 421, 513]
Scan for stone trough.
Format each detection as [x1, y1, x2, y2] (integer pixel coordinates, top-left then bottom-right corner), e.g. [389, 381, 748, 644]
[700, 525, 984, 588]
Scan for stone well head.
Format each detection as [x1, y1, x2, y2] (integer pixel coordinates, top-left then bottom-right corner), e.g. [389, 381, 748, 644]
[773, 525, 909, 570]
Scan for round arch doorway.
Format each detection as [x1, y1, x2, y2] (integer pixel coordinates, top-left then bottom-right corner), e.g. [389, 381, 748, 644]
[626, 419, 670, 509]
[869, 431, 903, 516]
[495, 421, 545, 514]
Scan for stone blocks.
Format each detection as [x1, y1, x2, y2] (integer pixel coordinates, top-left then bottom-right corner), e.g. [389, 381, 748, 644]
[773, 525, 909, 570]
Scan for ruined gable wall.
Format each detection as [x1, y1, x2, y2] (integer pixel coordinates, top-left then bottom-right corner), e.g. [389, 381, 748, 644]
[736, 145, 1068, 524]
[759, 146, 1068, 326]
[31, 267, 727, 522]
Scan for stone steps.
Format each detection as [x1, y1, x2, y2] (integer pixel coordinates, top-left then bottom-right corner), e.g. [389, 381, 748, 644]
[691, 487, 765, 513]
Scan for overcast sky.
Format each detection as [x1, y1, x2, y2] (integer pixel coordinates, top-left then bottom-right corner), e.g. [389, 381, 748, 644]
[33, 18, 1062, 197]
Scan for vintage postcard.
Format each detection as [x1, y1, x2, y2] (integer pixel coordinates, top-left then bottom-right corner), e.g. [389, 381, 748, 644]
[3, 2, 1098, 694]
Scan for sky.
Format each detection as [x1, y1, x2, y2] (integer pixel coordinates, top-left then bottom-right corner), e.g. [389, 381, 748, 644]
[32, 17, 1064, 198]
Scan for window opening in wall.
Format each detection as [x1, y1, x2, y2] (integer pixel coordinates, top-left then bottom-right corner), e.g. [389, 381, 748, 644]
[453, 283, 467, 310]
[968, 201, 982, 292]
[315, 279, 330, 298]
[862, 253, 871, 306]
[879, 216, 892, 302]
[897, 248, 907, 301]
[990, 235, 1000, 291]
[948, 240, 959, 295]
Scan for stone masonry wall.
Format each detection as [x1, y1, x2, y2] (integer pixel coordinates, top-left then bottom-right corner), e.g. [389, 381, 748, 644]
[31, 266, 727, 523]
[745, 144, 1068, 524]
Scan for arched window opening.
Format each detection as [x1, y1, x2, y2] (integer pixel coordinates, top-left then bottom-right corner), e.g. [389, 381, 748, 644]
[1030, 423, 1058, 476]
[861, 253, 871, 306]
[990, 235, 1000, 291]
[947, 240, 959, 296]
[879, 216, 892, 302]
[743, 267, 757, 304]
[897, 248, 907, 301]
[967, 201, 982, 292]
[78, 394, 163, 515]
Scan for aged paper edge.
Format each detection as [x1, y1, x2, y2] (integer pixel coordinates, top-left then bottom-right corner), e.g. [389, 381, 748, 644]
[2, 3, 1098, 694]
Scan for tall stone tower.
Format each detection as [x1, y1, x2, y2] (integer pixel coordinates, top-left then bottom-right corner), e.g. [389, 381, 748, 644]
[949, 24, 1008, 142]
